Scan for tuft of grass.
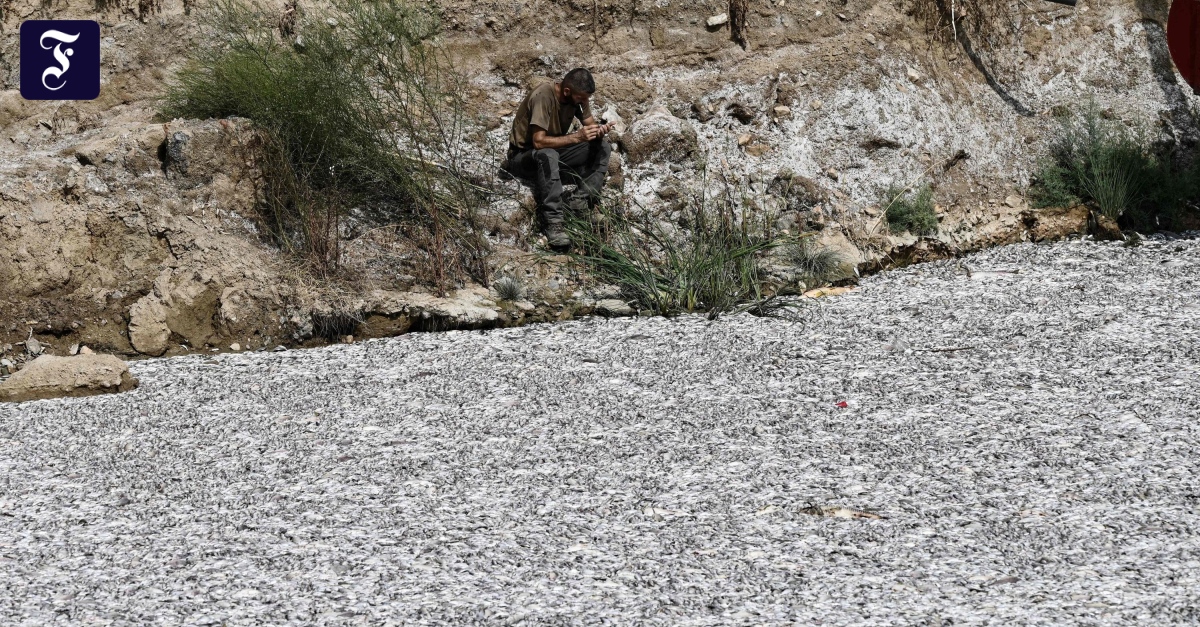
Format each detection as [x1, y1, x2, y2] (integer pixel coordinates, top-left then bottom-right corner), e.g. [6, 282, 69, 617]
[785, 236, 845, 287]
[563, 188, 802, 320]
[883, 184, 938, 236]
[492, 276, 524, 302]
[164, 0, 488, 289]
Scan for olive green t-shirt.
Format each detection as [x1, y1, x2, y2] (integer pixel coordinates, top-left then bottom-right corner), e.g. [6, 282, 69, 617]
[509, 77, 592, 150]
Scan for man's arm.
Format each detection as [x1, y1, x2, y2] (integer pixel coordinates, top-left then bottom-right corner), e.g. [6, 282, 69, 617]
[531, 125, 604, 150]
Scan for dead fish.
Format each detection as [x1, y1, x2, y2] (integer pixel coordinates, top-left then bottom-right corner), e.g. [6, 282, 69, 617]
[799, 505, 885, 520]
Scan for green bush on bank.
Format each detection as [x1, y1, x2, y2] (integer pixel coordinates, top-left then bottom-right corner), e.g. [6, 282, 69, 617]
[883, 184, 938, 236]
[164, 0, 487, 286]
[1031, 103, 1200, 231]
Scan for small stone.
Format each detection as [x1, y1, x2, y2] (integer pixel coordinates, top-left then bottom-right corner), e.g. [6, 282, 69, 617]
[825, 167, 839, 181]
[342, 335, 354, 344]
[772, 105, 792, 119]
[745, 144, 771, 157]
[79, 346, 94, 354]
[738, 134, 753, 147]
[25, 338, 42, 356]
[865, 34, 876, 45]
[706, 13, 729, 27]
[810, 99, 823, 110]
[273, 345, 287, 352]
[907, 67, 921, 81]
[230, 343, 241, 351]
[325, 17, 338, 27]
[1005, 195, 1023, 208]
[837, 12, 848, 20]
[69, 343, 80, 356]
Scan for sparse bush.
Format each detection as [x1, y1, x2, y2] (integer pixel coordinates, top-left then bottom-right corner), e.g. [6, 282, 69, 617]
[165, 0, 488, 288]
[1031, 103, 1200, 230]
[883, 184, 938, 236]
[1032, 104, 1156, 221]
[1029, 160, 1080, 209]
[564, 187, 802, 320]
[492, 276, 524, 302]
[785, 236, 845, 287]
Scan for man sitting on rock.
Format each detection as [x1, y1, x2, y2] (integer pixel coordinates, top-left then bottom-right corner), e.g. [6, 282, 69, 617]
[505, 68, 613, 252]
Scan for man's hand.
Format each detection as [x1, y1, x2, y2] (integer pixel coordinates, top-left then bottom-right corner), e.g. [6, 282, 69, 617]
[575, 125, 605, 143]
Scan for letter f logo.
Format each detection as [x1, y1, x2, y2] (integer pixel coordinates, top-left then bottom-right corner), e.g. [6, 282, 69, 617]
[39, 30, 82, 91]
[20, 20, 100, 101]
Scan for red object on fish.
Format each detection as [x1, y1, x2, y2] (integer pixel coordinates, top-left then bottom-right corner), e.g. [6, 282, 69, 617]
[1169, 0, 1200, 93]
[835, 401, 849, 408]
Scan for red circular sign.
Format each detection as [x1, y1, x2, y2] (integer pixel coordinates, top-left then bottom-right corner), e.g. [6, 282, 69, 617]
[1169, 0, 1200, 93]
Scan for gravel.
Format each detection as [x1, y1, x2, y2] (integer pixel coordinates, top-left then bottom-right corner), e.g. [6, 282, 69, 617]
[3, 237, 1200, 625]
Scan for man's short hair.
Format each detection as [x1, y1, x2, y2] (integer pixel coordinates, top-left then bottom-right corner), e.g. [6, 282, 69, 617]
[562, 68, 596, 94]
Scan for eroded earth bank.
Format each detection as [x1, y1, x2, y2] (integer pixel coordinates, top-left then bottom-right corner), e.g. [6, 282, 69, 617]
[1, 0, 1197, 368]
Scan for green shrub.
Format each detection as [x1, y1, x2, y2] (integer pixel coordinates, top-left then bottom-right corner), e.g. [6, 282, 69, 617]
[1031, 103, 1200, 230]
[1029, 161, 1079, 209]
[1032, 103, 1156, 221]
[164, 0, 488, 287]
[883, 184, 938, 236]
[564, 192, 802, 320]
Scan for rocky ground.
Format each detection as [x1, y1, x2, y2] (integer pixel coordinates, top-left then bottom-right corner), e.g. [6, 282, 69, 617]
[1, 236, 1198, 625]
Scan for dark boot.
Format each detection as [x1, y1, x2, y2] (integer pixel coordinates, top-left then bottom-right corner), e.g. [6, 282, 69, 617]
[538, 211, 571, 252]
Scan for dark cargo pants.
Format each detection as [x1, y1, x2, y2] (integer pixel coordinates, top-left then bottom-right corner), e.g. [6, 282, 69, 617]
[507, 138, 612, 227]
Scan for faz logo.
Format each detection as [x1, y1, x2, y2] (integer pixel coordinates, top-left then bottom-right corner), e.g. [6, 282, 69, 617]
[20, 20, 101, 101]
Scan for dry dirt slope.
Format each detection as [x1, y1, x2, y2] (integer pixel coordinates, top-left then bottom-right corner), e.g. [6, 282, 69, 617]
[0, 0, 1196, 365]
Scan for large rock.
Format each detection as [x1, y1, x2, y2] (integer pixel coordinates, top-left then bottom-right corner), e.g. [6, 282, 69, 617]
[595, 299, 635, 317]
[0, 354, 138, 403]
[624, 107, 698, 165]
[1088, 211, 1123, 241]
[1021, 205, 1090, 242]
[128, 295, 171, 356]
